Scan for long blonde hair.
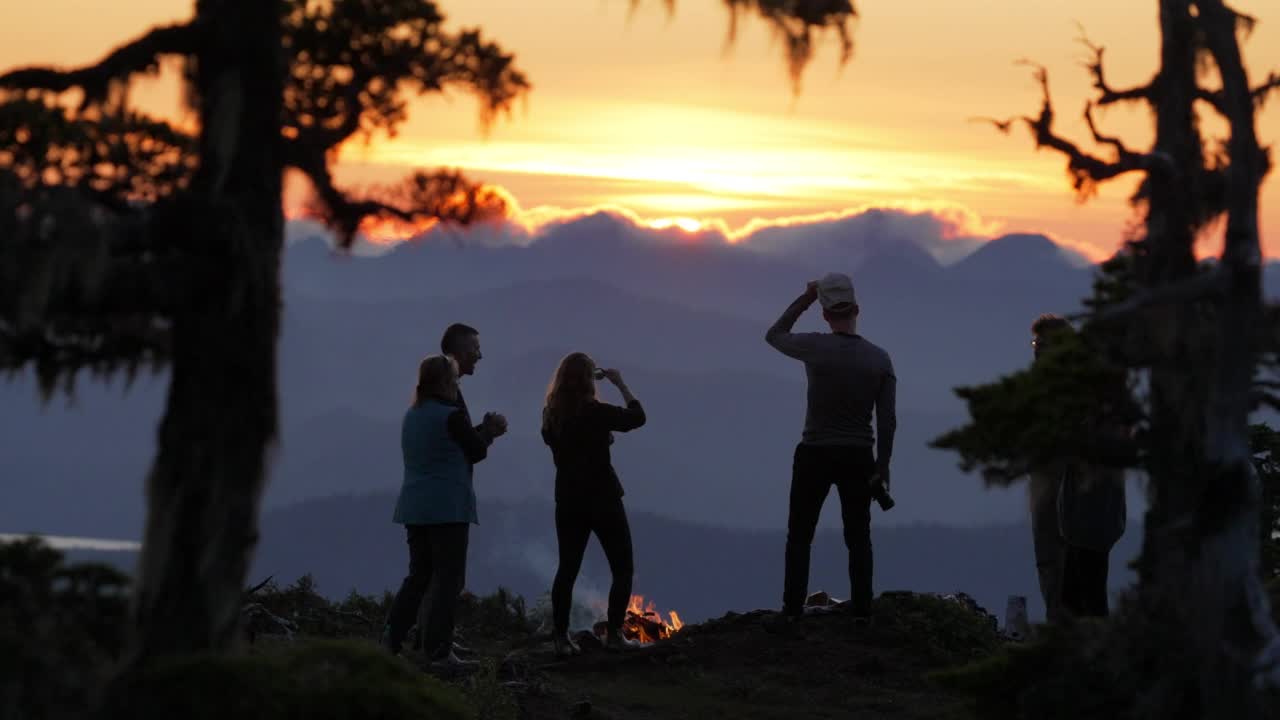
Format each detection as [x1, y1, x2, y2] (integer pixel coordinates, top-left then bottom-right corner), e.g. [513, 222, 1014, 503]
[542, 352, 597, 438]
[413, 354, 458, 406]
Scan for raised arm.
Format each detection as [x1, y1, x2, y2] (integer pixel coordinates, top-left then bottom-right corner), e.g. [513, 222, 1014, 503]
[448, 408, 493, 464]
[765, 284, 821, 360]
[597, 369, 646, 432]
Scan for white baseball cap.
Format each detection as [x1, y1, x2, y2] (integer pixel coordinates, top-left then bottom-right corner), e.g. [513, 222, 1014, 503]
[816, 272, 857, 311]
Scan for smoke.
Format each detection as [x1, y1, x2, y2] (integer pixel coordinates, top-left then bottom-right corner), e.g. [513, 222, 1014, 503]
[485, 518, 609, 632]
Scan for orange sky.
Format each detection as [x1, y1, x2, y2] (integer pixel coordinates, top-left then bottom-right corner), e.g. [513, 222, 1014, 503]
[3, 0, 1279, 261]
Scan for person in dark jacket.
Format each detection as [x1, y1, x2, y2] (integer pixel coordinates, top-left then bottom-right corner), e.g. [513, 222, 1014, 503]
[766, 274, 897, 623]
[1026, 314, 1071, 623]
[541, 352, 646, 656]
[382, 354, 506, 668]
[1027, 314, 1129, 620]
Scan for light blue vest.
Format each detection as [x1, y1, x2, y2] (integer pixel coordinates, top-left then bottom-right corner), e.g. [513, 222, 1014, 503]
[393, 400, 478, 525]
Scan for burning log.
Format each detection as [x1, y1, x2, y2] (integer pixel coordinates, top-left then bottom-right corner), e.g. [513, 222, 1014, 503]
[592, 594, 685, 644]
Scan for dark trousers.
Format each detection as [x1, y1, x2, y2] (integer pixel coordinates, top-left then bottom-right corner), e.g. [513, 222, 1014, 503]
[384, 523, 469, 657]
[552, 497, 634, 634]
[1062, 544, 1109, 617]
[1028, 473, 1066, 623]
[783, 443, 876, 616]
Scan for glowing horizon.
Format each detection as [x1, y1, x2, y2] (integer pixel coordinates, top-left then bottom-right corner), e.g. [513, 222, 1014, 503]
[2, 0, 1278, 263]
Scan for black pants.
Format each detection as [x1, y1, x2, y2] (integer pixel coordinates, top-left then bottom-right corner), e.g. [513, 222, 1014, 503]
[1062, 544, 1109, 617]
[384, 523, 469, 657]
[783, 443, 876, 616]
[552, 497, 634, 634]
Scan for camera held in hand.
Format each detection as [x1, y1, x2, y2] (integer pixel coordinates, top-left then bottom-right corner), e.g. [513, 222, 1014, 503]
[870, 473, 895, 512]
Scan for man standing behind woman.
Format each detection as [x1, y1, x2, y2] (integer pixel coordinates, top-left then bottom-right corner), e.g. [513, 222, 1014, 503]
[383, 350, 507, 668]
[541, 353, 647, 656]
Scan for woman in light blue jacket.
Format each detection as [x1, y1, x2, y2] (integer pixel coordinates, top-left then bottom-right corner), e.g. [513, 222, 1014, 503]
[382, 354, 502, 666]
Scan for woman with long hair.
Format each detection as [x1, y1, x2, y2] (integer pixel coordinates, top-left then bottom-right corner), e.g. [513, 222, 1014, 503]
[382, 354, 503, 668]
[541, 352, 646, 656]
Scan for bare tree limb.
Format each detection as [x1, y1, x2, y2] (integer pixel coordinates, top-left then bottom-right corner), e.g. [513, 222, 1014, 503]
[1084, 101, 1147, 164]
[1253, 71, 1280, 109]
[0, 23, 197, 105]
[995, 63, 1169, 199]
[1197, 87, 1229, 115]
[1195, 70, 1277, 115]
[243, 576, 274, 597]
[1079, 32, 1154, 106]
[967, 116, 1016, 134]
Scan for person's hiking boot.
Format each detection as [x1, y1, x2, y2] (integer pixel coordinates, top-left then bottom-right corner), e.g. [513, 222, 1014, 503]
[604, 628, 642, 651]
[553, 633, 582, 658]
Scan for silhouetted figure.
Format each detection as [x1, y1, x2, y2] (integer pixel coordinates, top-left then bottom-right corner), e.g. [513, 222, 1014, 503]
[382, 354, 506, 668]
[413, 323, 507, 652]
[1028, 314, 1127, 619]
[766, 274, 897, 622]
[1058, 462, 1126, 617]
[542, 353, 647, 656]
[1027, 314, 1071, 623]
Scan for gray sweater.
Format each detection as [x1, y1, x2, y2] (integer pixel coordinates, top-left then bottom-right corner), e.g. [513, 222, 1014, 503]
[766, 293, 897, 466]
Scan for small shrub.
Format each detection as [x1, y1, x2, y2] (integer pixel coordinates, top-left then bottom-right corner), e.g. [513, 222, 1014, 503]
[0, 537, 129, 720]
[874, 592, 1003, 665]
[461, 657, 519, 720]
[103, 639, 472, 720]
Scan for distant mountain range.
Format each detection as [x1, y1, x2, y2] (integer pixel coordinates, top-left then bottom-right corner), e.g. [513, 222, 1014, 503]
[4, 211, 1277, 540]
[62, 493, 1144, 625]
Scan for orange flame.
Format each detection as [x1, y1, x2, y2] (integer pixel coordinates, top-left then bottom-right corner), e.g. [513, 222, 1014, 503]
[622, 594, 684, 643]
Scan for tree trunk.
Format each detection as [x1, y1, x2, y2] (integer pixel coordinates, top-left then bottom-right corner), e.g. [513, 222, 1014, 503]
[126, 0, 284, 662]
[1134, 2, 1273, 718]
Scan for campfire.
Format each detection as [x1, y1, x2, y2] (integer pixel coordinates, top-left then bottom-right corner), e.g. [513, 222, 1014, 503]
[594, 594, 684, 644]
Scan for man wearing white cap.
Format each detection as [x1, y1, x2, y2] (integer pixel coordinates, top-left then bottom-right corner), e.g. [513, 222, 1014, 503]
[765, 272, 897, 623]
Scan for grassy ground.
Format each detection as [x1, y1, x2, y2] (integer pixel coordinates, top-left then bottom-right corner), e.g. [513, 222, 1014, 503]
[409, 591, 1004, 720]
[1, 535, 1005, 720]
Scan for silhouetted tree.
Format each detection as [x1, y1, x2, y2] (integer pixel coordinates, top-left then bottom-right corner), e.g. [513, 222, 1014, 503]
[936, 1, 1280, 717]
[0, 0, 526, 666]
[0, 0, 855, 671]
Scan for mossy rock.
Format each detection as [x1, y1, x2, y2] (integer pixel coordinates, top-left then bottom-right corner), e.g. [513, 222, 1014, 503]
[104, 639, 471, 720]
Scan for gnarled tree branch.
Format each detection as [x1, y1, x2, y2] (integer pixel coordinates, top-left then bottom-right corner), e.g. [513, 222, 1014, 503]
[1084, 101, 1146, 166]
[982, 63, 1170, 200]
[285, 140, 509, 248]
[0, 23, 197, 106]
[1253, 71, 1280, 109]
[1079, 33, 1154, 106]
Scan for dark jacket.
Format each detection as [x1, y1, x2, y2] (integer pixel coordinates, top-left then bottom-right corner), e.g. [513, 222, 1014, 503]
[542, 399, 646, 505]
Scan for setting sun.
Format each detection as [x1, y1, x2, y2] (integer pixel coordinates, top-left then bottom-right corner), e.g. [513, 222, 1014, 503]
[647, 216, 704, 233]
